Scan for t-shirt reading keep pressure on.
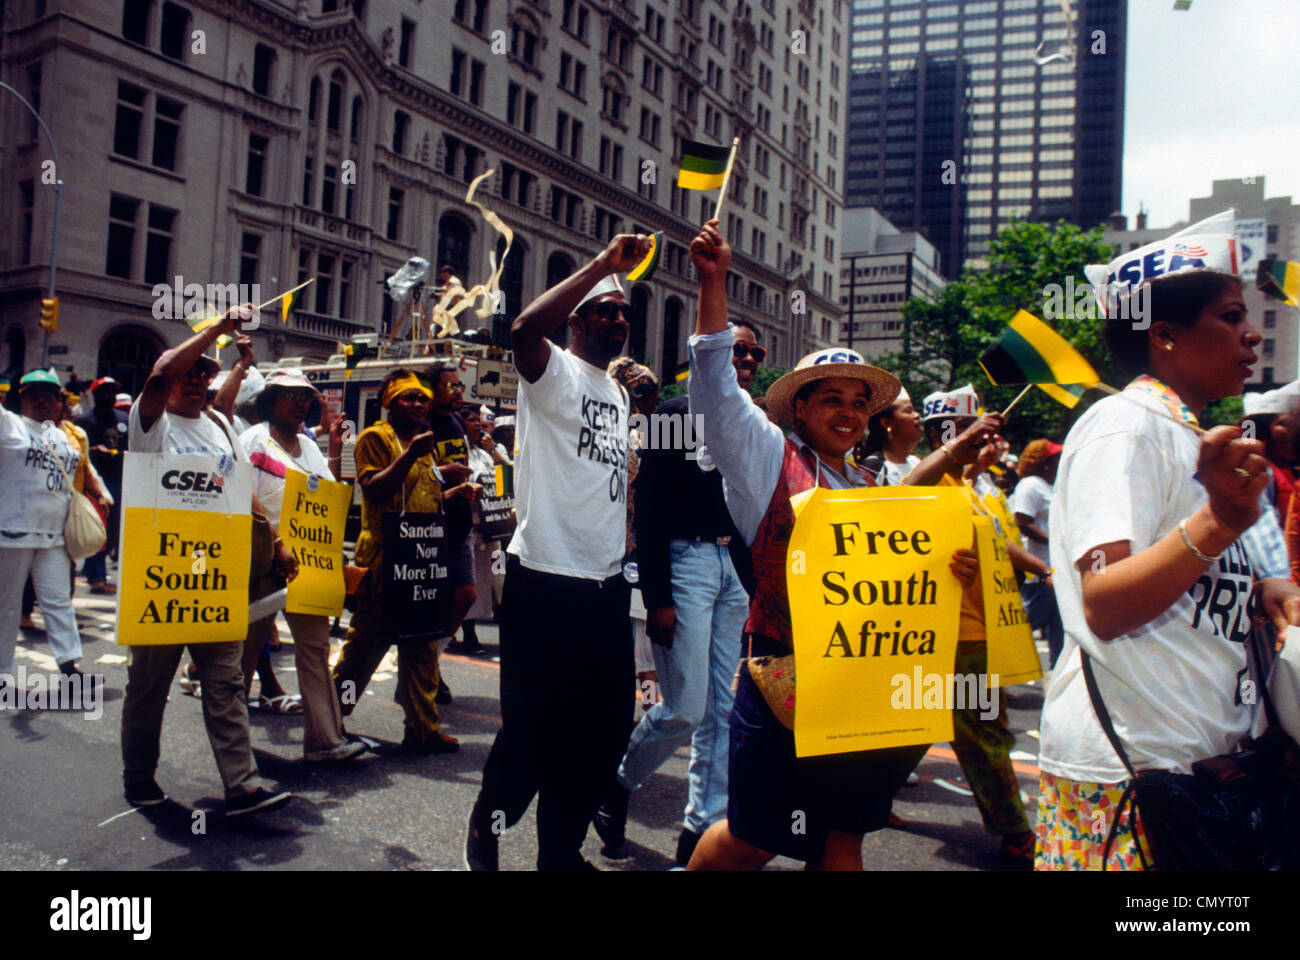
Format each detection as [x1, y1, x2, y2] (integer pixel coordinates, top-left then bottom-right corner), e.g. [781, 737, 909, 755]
[0, 408, 80, 545]
[1039, 390, 1255, 783]
[507, 346, 629, 580]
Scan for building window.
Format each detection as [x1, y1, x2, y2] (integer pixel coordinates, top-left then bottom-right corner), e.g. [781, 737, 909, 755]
[252, 44, 275, 96]
[114, 82, 146, 159]
[159, 2, 190, 62]
[327, 77, 343, 132]
[152, 97, 182, 170]
[387, 187, 403, 241]
[321, 163, 337, 215]
[122, 0, 150, 44]
[1264, 338, 1276, 359]
[350, 96, 363, 142]
[144, 205, 176, 285]
[399, 17, 415, 68]
[19, 181, 34, 265]
[301, 156, 314, 206]
[1265, 310, 1277, 329]
[107, 196, 138, 279]
[315, 253, 334, 314]
[246, 133, 267, 196]
[512, 23, 538, 66]
[393, 110, 409, 154]
[239, 233, 261, 286]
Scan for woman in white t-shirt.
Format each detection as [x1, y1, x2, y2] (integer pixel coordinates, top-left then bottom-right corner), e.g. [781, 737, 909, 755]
[0, 370, 86, 687]
[1035, 269, 1300, 871]
[240, 370, 364, 763]
[855, 387, 923, 485]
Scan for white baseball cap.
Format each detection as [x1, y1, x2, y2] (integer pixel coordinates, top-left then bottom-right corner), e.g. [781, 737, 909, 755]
[921, 384, 980, 421]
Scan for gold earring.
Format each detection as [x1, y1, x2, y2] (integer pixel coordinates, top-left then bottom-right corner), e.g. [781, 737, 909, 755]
[1164, 342, 1175, 351]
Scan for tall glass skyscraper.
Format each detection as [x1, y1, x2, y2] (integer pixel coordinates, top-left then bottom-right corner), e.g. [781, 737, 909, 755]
[845, 0, 1125, 275]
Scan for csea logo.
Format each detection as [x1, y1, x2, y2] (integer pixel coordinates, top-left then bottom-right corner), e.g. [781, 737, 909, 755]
[160, 470, 224, 493]
[50, 890, 151, 940]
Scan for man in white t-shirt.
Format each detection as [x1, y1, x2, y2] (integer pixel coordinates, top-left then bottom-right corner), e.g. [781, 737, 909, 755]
[0, 370, 86, 689]
[465, 232, 653, 871]
[121, 306, 294, 817]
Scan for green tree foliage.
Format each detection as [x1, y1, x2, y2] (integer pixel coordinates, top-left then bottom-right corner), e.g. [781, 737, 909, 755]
[872, 219, 1123, 453]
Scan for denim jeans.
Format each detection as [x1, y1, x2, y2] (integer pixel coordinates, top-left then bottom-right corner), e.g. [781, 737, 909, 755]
[617, 539, 748, 835]
[1022, 579, 1064, 669]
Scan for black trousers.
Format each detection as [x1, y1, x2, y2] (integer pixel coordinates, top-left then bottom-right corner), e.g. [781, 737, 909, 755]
[475, 555, 633, 870]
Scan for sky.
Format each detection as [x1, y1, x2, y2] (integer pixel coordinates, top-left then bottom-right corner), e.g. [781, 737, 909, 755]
[1121, 0, 1300, 228]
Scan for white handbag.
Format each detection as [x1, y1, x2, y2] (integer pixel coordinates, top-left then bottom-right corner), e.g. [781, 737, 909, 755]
[43, 429, 108, 560]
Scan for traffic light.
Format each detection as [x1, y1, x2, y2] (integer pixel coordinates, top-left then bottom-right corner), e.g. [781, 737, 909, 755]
[39, 297, 59, 333]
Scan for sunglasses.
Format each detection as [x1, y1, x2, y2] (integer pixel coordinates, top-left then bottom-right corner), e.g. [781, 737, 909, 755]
[183, 366, 217, 383]
[586, 302, 626, 323]
[732, 343, 767, 364]
[442, 382, 466, 393]
[630, 382, 658, 400]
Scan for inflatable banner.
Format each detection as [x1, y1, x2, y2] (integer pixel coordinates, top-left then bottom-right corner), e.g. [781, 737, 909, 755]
[117, 453, 251, 645]
[974, 515, 1042, 687]
[788, 486, 970, 757]
[282, 470, 351, 617]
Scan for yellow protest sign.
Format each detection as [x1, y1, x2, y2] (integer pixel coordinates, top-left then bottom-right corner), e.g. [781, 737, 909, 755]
[983, 490, 1024, 547]
[788, 486, 971, 758]
[974, 514, 1042, 686]
[117, 453, 251, 645]
[282, 470, 351, 616]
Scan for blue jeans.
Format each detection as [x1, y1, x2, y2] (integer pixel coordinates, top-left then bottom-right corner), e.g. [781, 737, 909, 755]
[1022, 578, 1064, 669]
[617, 539, 748, 835]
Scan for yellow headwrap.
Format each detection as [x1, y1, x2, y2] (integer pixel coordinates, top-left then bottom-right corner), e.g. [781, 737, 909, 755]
[381, 373, 432, 408]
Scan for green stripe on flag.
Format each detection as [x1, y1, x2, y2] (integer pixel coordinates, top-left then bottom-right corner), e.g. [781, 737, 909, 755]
[626, 232, 662, 282]
[1007, 310, 1099, 384]
[1037, 382, 1085, 409]
[281, 287, 303, 323]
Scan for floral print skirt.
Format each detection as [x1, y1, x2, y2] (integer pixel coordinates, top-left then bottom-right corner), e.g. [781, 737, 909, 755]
[1033, 770, 1152, 870]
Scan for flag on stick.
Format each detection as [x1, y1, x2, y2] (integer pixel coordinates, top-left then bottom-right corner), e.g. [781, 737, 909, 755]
[978, 310, 1099, 386]
[676, 139, 733, 191]
[281, 285, 305, 323]
[626, 232, 663, 282]
[1037, 382, 1086, 409]
[1257, 259, 1300, 307]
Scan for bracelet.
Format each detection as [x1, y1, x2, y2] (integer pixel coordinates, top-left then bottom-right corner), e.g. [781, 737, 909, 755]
[939, 443, 958, 463]
[1178, 518, 1221, 563]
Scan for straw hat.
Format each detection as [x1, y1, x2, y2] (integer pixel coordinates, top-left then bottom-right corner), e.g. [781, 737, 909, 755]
[764, 348, 900, 425]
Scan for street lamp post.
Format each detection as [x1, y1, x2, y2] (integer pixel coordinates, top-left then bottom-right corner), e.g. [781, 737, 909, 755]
[0, 80, 62, 370]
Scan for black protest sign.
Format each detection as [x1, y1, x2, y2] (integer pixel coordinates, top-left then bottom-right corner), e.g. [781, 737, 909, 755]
[381, 512, 452, 641]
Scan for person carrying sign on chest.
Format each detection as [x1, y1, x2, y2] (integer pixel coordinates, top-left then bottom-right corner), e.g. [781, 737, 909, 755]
[331, 368, 467, 755]
[464, 231, 651, 872]
[0, 371, 88, 694]
[121, 305, 294, 816]
[240, 369, 366, 763]
[679, 220, 981, 871]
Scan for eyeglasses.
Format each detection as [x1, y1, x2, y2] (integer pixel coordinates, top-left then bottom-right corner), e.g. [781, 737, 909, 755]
[443, 382, 466, 393]
[183, 367, 216, 383]
[733, 343, 767, 364]
[586, 302, 626, 323]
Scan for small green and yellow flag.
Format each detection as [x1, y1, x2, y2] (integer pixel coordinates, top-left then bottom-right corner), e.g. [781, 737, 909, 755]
[676, 139, 733, 191]
[494, 462, 514, 498]
[186, 313, 233, 348]
[1257, 259, 1300, 307]
[1036, 382, 1086, 409]
[281, 285, 304, 323]
[978, 310, 1099, 387]
[627, 231, 663, 282]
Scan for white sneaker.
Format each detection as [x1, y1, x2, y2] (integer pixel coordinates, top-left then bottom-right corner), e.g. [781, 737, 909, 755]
[305, 739, 368, 763]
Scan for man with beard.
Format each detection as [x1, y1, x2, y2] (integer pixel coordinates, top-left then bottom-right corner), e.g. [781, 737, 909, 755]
[465, 232, 651, 871]
[594, 320, 762, 867]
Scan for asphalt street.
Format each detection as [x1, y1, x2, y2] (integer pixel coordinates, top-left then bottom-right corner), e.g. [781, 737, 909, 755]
[1, 577, 1048, 872]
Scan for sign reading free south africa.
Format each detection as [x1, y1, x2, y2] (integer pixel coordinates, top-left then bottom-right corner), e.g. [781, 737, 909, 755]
[974, 514, 1042, 687]
[281, 470, 351, 617]
[117, 453, 251, 645]
[787, 486, 970, 757]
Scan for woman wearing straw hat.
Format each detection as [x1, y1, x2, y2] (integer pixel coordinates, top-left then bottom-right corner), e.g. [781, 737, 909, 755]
[681, 220, 987, 870]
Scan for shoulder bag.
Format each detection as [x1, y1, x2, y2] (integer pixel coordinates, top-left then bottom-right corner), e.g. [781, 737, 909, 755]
[42, 434, 107, 561]
[1082, 639, 1300, 871]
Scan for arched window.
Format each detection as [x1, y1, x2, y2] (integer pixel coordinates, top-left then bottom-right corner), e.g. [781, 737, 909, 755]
[327, 71, 344, 132]
[97, 325, 163, 395]
[308, 76, 321, 123]
[628, 284, 649, 363]
[662, 297, 683, 377]
[436, 213, 472, 280]
[495, 235, 525, 347]
[546, 252, 575, 347]
[393, 110, 409, 154]
[350, 95, 363, 142]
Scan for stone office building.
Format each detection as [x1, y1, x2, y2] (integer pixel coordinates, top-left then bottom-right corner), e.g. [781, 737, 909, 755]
[1, 0, 849, 392]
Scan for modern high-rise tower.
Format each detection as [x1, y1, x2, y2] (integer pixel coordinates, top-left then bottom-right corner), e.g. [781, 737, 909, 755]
[845, 0, 1126, 276]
